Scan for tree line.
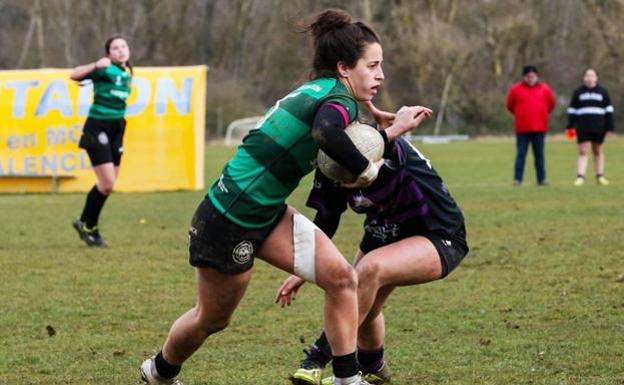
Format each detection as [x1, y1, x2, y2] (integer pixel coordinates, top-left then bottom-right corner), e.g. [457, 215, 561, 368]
[1, 0, 623, 136]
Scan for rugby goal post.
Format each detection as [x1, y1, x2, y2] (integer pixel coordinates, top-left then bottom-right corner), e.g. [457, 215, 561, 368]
[224, 116, 264, 146]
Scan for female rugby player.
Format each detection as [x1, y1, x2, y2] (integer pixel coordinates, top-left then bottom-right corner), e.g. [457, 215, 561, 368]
[70, 35, 133, 247]
[276, 123, 468, 385]
[140, 9, 431, 385]
[567, 68, 615, 186]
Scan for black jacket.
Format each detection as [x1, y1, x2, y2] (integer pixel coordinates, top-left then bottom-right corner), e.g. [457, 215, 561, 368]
[567, 85, 614, 133]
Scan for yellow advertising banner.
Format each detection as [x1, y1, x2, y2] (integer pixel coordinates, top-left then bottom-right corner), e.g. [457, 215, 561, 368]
[0, 65, 206, 192]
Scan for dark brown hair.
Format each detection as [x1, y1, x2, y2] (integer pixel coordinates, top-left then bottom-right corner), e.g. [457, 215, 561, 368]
[303, 9, 380, 79]
[105, 35, 133, 75]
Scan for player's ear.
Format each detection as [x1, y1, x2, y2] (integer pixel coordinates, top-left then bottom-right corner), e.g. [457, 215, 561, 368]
[337, 61, 350, 78]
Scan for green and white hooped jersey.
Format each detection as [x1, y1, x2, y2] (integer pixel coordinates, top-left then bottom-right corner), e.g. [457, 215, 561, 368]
[208, 78, 358, 228]
[86, 64, 132, 120]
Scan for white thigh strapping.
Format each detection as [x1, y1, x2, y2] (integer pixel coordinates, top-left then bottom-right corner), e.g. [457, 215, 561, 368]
[292, 214, 318, 283]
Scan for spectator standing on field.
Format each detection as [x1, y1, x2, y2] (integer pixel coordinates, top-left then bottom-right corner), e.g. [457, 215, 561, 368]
[506, 64, 555, 186]
[566, 67, 614, 186]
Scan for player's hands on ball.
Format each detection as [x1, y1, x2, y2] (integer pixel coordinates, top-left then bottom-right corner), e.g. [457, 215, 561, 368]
[275, 275, 306, 307]
[95, 57, 111, 69]
[385, 105, 433, 140]
[364, 101, 395, 129]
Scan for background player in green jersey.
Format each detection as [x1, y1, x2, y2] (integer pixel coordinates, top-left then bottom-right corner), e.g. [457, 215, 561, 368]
[70, 36, 133, 247]
[140, 9, 430, 385]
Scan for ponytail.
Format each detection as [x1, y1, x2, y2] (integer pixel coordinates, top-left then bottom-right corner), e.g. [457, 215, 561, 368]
[302, 9, 380, 79]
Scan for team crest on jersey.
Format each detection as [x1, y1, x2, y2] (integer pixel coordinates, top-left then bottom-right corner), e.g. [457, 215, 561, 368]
[98, 132, 109, 145]
[232, 240, 253, 264]
[115, 76, 122, 86]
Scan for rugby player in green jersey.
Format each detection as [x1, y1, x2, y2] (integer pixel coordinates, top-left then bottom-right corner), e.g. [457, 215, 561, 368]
[71, 35, 133, 247]
[141, 9, 431, 385]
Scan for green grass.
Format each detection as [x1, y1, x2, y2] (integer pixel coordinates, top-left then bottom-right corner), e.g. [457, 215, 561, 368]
[1, 137, 623, 385]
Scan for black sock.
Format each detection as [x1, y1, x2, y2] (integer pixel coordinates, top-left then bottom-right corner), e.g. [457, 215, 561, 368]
[358, 345, 384, 373]
[577, 174, 585, 178]
[155, 351, 181, 379]
[332, 351, 358, 379]
[308, 331, 332, 367]
[80, 185, 109, 229]
[597, 174, 603, 178]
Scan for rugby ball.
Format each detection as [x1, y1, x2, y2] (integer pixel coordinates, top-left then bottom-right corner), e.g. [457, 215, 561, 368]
[317, 122, 384, 182]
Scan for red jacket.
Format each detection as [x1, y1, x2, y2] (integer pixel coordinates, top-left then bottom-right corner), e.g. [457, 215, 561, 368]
[506, 81, 555, 133]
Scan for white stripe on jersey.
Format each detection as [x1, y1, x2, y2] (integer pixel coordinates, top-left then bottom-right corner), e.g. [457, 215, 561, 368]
[570, 106, 609, 116]
[579, 92, 604, 102]
[405, 140, 432, 169]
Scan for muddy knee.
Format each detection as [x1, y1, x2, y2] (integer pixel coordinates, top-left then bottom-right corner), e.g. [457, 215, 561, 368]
[356, 259, 382, 288]
[327, 264, 358, 292]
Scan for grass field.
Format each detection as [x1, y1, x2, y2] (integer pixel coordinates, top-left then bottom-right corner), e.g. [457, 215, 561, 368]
[1, 137, 623, 385]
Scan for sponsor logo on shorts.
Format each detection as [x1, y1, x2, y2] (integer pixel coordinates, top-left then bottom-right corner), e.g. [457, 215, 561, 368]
[442, 239, 452, 247]
[189, 225, 198, 236]
[98, 132, 109, 145]
[118, 146, 124, 153]
[232, 240, 253, 264]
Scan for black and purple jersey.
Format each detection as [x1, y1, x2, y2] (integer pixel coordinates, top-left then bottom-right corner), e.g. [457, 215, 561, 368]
[306, 137, 466, 241]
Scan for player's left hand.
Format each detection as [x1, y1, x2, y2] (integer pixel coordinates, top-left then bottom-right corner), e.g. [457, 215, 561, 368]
[364, 100, 395, 129]
[275, 275, 305, 307]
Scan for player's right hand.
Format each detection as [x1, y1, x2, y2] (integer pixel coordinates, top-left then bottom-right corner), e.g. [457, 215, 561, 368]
[95, 57, 111, 69]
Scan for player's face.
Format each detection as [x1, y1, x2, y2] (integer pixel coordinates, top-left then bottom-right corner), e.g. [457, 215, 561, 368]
[523, 72, 538, 86]
[107, 38, 130, 65]
[583, 69, 598, 88]
[342, 42, 384, 101]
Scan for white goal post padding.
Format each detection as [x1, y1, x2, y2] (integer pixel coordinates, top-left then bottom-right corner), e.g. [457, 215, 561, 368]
[224, 116, 264, 146]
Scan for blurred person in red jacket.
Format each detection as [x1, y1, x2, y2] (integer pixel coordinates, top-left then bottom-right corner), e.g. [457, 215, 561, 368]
[506, 65, 555, 186]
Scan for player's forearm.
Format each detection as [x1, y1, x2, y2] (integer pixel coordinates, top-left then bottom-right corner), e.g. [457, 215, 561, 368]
[312, 104, 369, 176]
[70, 62, 97, 81]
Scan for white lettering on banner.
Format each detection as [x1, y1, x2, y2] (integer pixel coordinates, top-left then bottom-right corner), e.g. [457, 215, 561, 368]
[46, 125, 82, 145]
[3, 76, 192, 118]
[4, 80, 40, 118]
[125, 77, 150, 116]
[0, 152, 90, 175]
[35, 80, 73, 117]
[154, 77, 193, 115]
[6, 133, 37, 149]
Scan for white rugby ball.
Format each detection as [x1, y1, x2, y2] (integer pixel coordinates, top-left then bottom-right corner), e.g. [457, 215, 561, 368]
[317, 122, 384, 182]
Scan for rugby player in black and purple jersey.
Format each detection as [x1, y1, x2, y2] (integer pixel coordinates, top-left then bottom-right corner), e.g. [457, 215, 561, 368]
[276, 127, 468, 385]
